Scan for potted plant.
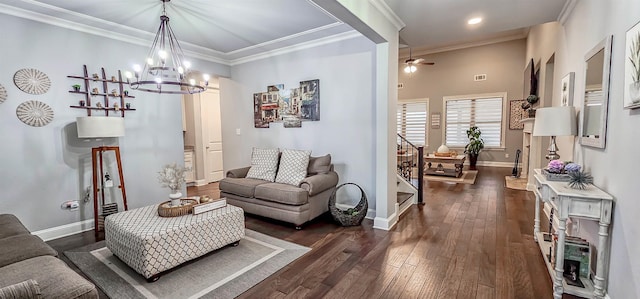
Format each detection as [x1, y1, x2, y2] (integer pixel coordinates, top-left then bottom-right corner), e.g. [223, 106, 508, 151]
[464, 126, 484, 170]
[72, 84, 81, 92]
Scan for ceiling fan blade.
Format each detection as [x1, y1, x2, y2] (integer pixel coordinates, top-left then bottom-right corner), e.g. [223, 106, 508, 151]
[419, 62, 435, 65]
[413, 58, 425, 64]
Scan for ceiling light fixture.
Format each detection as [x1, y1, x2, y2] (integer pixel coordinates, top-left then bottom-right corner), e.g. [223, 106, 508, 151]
[468, 17, 482, 25]
[404, 65, 417, 73]
[126, 0, 209, 94]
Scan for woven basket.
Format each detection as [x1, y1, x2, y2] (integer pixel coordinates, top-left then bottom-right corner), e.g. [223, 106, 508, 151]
[157, 199, 198, 217]
[329, 183, 368, 226]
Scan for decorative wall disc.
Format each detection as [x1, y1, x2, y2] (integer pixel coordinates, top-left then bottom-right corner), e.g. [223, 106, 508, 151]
[0, 84, 6, 103]
[13, 68, 51, 95]
[16, 100, 54, 127]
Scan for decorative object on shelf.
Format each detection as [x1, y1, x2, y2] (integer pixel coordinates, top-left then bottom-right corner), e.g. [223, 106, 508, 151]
[125, 102, 131, 109]
[111, 76, 117, 82]
[157, 198, 197, 217]
[625, 20, 640, 109]
[92, 73, 100, 80]
[568, 171, 594, 190]
[464, 126, 484, 170]
[79, 100, 85, 107]
[509, 99, 527, 129]
[95, 102, 103, 108]
[533, 106, 577, 160]
[328, 182, 368, 226]
[436, 144, 450, 154]
[0, 84, 7, 103]
[157, 163, 187, 207]
[124, 90, 129, 96]
[13, 68, 50, 95]
[72, 84, 81, 92]
[199, 195, 214, 204]
[561, 72, 575, 107]
[16, 100, 54, 127]
[113, 102, 119, 110]
[69, 65, 135, 117]
[92, 87, 99, 94]
[125, 0, 209, 95]
[111, 89, 118, 96]
[542, 160, 582, 181]
[253, 80, 320, 128]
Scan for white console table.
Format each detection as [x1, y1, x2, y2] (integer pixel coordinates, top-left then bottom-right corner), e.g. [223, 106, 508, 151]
[533, 169, 613, 299]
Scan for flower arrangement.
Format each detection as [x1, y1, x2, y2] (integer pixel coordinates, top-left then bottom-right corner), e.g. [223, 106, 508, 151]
[546, 160, 582, 174]
[157, 163, 187, 192]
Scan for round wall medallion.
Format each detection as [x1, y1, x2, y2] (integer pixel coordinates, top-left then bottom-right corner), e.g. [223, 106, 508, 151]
[0, 84, 6, 103]
[16, 100, 54, 127]
[13, 68, 51, 95]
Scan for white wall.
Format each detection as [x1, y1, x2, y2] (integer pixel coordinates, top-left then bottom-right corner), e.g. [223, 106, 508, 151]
[528, 1, 640, 297]
[0, 13, 230, 232]
[220, 36, 377, 209]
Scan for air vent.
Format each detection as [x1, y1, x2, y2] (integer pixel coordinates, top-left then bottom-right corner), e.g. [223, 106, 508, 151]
[474, 74, 487, 81]
[398, 83, 404, 89]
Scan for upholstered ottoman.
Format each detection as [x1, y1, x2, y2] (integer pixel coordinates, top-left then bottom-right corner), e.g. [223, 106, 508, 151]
[105, 204, 245, 282]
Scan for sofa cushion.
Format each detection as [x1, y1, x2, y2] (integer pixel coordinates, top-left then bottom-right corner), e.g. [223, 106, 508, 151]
[0, 214, 30, 239]
[0, 234, 58, 268]
[275, 149, 311, 186]
[219, 177, 270, 198]
[246, 148, 280, 182]
[254, 183, 309, 206]
[0, 279, 41, 299]
[0, 256, 97, 299]
[307, 154, 332, 175]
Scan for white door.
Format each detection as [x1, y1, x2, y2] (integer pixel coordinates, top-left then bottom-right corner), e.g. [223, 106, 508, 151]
[201, 88, 224, 182]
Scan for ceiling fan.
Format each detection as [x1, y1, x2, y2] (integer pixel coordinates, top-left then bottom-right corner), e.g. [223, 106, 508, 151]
[404, 48, 434, 73]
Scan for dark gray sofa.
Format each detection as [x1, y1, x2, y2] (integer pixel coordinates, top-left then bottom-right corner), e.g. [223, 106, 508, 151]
[220, 155, 338, 229]
[0, 214, 98, 298]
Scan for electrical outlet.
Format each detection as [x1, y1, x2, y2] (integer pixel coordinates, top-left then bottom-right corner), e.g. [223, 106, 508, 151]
[505, 153, 509, 158]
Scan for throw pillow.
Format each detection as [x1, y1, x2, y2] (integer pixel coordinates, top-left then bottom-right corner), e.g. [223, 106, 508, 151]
[307, 154, 332, 175]
[246, 148, 280, 182]
[0, 279, 42, 299]
[275, 149, 311, 186]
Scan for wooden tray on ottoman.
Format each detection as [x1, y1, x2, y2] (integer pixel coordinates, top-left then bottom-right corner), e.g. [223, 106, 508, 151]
[157, 199, 198, 217]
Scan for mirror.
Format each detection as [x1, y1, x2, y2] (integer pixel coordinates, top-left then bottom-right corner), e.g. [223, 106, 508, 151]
[580, 35, 612, 148]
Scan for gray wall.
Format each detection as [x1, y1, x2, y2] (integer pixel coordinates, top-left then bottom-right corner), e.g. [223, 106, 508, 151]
[220, 36, 377, 209]
[527, 1, 640, 297]
[398, 39, 526, 164]
[0, 13, 230, 231]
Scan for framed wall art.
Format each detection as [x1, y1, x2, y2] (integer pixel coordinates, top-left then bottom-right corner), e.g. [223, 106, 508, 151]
[561, 72, 575, 107]
[509, 99, 526, 130]
[624, 20, 640, 109]
[253, 79, 320, 128]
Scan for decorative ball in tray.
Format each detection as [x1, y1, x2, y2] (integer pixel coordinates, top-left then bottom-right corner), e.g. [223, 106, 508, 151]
[158, 199, 198, 217]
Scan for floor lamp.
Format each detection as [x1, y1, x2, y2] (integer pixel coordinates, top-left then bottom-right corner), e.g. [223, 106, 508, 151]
[77, 116, 128, 237]
[532, 106, 577, 160]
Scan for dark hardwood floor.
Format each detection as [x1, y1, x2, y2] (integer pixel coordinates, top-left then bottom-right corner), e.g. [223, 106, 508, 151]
[48, 167, 572, 298]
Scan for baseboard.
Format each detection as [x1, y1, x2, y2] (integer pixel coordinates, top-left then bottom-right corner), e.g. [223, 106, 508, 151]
[398, 199, 413, 217]
[194, 179, 208, 186]
[32, 219, 94, 242]
[365, 208, 376, 220]
[373, 210, 398, 231]
[476, 161, 520, 168]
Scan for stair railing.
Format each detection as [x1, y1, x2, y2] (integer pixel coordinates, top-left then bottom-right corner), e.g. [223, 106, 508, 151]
[396, 134, 424, 203]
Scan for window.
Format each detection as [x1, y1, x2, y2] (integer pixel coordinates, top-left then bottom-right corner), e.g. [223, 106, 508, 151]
[444, 93, 505, 148]
[397, 101, 428, 145]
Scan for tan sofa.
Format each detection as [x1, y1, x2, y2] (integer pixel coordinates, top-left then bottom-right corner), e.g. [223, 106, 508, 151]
[0, 214, 98, 298]
[220, 155, 338, 229]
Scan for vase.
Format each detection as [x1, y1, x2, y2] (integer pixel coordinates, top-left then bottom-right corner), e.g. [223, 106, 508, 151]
[169, 191, 182, 207]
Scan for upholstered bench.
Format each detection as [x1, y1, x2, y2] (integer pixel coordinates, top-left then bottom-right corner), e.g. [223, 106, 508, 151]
[105, 204, 245, 282]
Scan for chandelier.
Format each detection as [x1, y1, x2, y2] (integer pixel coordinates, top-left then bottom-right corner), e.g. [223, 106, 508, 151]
[126, 0, 209, 94]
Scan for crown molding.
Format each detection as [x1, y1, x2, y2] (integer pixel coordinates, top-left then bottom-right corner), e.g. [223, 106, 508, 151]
[230, 30, 362, 65]
[558, 0, 578, 25]
[400, 31, 527, 59]
[0, 3, 230, 65]
[368, 0, 406, 31]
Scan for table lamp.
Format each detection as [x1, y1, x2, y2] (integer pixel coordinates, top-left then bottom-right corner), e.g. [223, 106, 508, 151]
[532, 106, 577, 160]
[76, 116, 128, 238]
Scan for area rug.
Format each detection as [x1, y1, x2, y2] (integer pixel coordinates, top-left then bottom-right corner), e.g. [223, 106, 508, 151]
[505, 176, 528, 190]
[424, 170, 477, 184]
[65, 229, 310, 299]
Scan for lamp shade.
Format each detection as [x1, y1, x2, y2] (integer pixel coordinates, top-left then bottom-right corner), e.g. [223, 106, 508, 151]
[532, 106, 577, 137]
[76, 116, 125, 138]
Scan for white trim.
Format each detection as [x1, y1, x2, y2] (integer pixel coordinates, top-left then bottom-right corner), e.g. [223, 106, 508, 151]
[230, 30, 362, 65]
[475, 161, 517, 168]
[373, 211, 398, 231]
[402, 32, 527, 58]
[365, 208, 376, 220]
[31, 219, 94, 242]
[0, 3, 229, 65]
[368, 0, 406, 30]
[398, 198, 414, 217]
[442, 92, 508, 149]
[194, 179, 209, 187]
[557, 0, 578, 25]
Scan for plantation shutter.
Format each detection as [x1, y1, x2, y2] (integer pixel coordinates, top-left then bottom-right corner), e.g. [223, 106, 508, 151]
[445, 97, 503, 147]
[397, 102, 428, 145]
